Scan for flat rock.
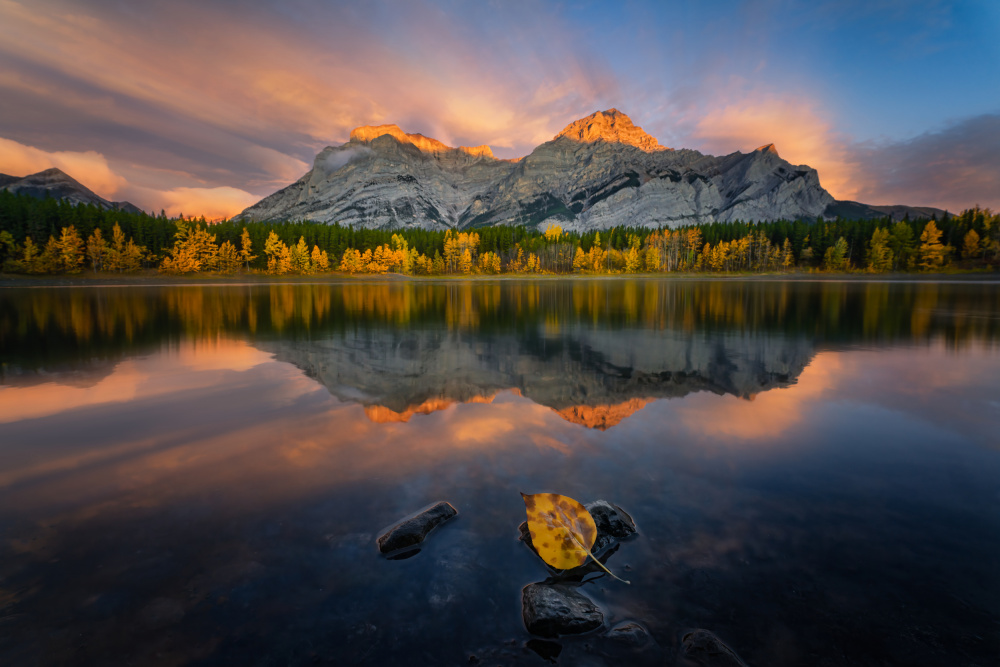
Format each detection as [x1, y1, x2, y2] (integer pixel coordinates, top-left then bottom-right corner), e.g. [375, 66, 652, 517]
[376, 501, 457, 554]
[678, 629, 748, 667]
[522, 583, 603, 638]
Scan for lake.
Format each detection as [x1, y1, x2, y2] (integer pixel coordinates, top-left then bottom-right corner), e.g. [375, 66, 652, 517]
[1, 278, 998, 666]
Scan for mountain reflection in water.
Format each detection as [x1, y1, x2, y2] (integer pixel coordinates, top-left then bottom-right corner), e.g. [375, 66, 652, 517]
[1, 279, 999, 666]
[3, 280, 997, 428]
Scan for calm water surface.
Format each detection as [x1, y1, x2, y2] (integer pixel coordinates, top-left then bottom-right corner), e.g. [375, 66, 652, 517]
[1, 279, 998, 666]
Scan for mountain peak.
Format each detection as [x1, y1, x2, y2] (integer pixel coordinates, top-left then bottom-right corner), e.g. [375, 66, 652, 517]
[555, 109, 668, 152]
[755, 143, 779, 156]
[349, 124, 494, 158]
[0, 167, 142, 211]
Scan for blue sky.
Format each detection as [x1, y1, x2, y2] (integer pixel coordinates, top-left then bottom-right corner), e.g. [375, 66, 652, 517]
[0, 0, 996, 216]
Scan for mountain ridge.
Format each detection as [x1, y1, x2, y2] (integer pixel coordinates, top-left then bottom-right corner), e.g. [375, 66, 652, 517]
[0, 168, 142, 213]
[237, 109, 943, 229]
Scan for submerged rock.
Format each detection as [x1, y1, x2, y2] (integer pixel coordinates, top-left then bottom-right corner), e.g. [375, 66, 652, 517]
[606, 620, 651, 646]
[678, 629, 748, 667]
[525, 638, 563, 663]
[586, 500, 637, 552]
[376, 501, 458, 554]
[521, 583, 604, 637]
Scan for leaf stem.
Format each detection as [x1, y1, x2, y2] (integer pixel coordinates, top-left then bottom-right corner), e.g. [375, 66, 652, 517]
[569, 532, 630, 585]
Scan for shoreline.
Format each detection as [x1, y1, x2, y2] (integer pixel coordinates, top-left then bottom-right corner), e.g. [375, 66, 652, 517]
[1, 269, 997, 288]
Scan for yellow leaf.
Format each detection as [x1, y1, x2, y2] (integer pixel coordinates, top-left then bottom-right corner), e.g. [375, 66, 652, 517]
[521, 492, 597, 570]
[521, 492, 630, 584]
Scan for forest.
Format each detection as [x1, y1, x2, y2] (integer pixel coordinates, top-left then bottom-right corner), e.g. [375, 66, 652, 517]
[0, 190, 997, 276]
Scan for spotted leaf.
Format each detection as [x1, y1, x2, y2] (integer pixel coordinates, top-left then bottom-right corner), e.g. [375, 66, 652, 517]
[521, 492, 596, 570]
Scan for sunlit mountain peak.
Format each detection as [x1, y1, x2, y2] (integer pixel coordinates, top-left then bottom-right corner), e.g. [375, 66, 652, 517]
[755, 143, 779, 156]
[349, 123, 495, 158]
[554, 108, 669, 152]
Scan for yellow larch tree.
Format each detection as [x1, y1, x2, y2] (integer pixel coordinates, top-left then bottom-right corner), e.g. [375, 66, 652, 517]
[917, 220, 949, 270]
[57, 225, 85, 273]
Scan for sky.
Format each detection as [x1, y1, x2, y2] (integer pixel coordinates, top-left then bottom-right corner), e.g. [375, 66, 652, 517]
[0, 0, 997, 218]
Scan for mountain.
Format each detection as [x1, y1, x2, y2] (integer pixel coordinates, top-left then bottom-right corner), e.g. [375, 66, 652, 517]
[823, 200, 947, 221]
[237, 108, 933, 230]
[0, 168, 143, 213]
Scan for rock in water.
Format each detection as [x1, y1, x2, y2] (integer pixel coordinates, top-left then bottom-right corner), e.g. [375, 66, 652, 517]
[585, 500, 637, 552]
[607, 620, 651, 646]
[376, 501, 457, 554]
[678, 629, 748, 667]
[521, 583, 604, 637]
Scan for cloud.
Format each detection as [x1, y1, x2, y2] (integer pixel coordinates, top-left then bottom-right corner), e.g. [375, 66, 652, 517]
[317, 147, 372, 176]
[0, 0, 993, 215]
[0, 0, 616, 184]
[849, 114, 1000, 211]
[141, 186, 259, 220]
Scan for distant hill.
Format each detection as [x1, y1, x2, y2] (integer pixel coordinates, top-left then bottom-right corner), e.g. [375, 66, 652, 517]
[237, 108, 946, 230]
[0, 168, 143, 214]
[823, 200, 947, 222]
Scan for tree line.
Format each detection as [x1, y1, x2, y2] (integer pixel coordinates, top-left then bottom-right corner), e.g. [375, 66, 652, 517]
[0, 190, 997, 275]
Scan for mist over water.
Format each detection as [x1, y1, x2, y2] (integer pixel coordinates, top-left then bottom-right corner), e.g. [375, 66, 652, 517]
[1, 279, 998, 666]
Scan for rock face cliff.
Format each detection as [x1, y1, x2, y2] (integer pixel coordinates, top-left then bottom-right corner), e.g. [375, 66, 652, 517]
[237, 109, 836, 230]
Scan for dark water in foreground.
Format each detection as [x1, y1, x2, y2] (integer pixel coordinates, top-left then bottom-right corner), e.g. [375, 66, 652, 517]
[1, 279, 998, 666]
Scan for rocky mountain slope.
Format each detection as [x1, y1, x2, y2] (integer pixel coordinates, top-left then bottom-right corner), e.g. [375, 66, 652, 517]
[237, 108, 924, 230]
[0, 168, 142, 213]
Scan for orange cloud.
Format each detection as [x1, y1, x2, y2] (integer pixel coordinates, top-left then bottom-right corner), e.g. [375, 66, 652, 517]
[0, 0, 615, 168]
[151, 186, 260, 220]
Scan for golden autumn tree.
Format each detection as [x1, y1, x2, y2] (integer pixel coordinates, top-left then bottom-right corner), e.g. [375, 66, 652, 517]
[86, 227, 108, 271]
[19, 236, 41, 273]
[478, 251, 501, 273]
[962, 229, 981, 260]
[122, 238, 146, 272]
[443, 230, 480, 273]
[56, 225, 85, 273]
[311, 245, 330, 271]
[782, 238, 794, 269]
[263, 231, 292, 275]
[105, 222, 127, 272]
[823, 237, 850, 271]
[289, 236, 312, 273]
[217, 240, 241, 273]
[38, 236, 62, 273]
[338, 248, 364, 273]
[917, 220, 949, 270]
[867, 227, 894, 273]
[160, 221, 219, 274]
[624, 246, 642, 273]
[239, 227, 257, 271]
